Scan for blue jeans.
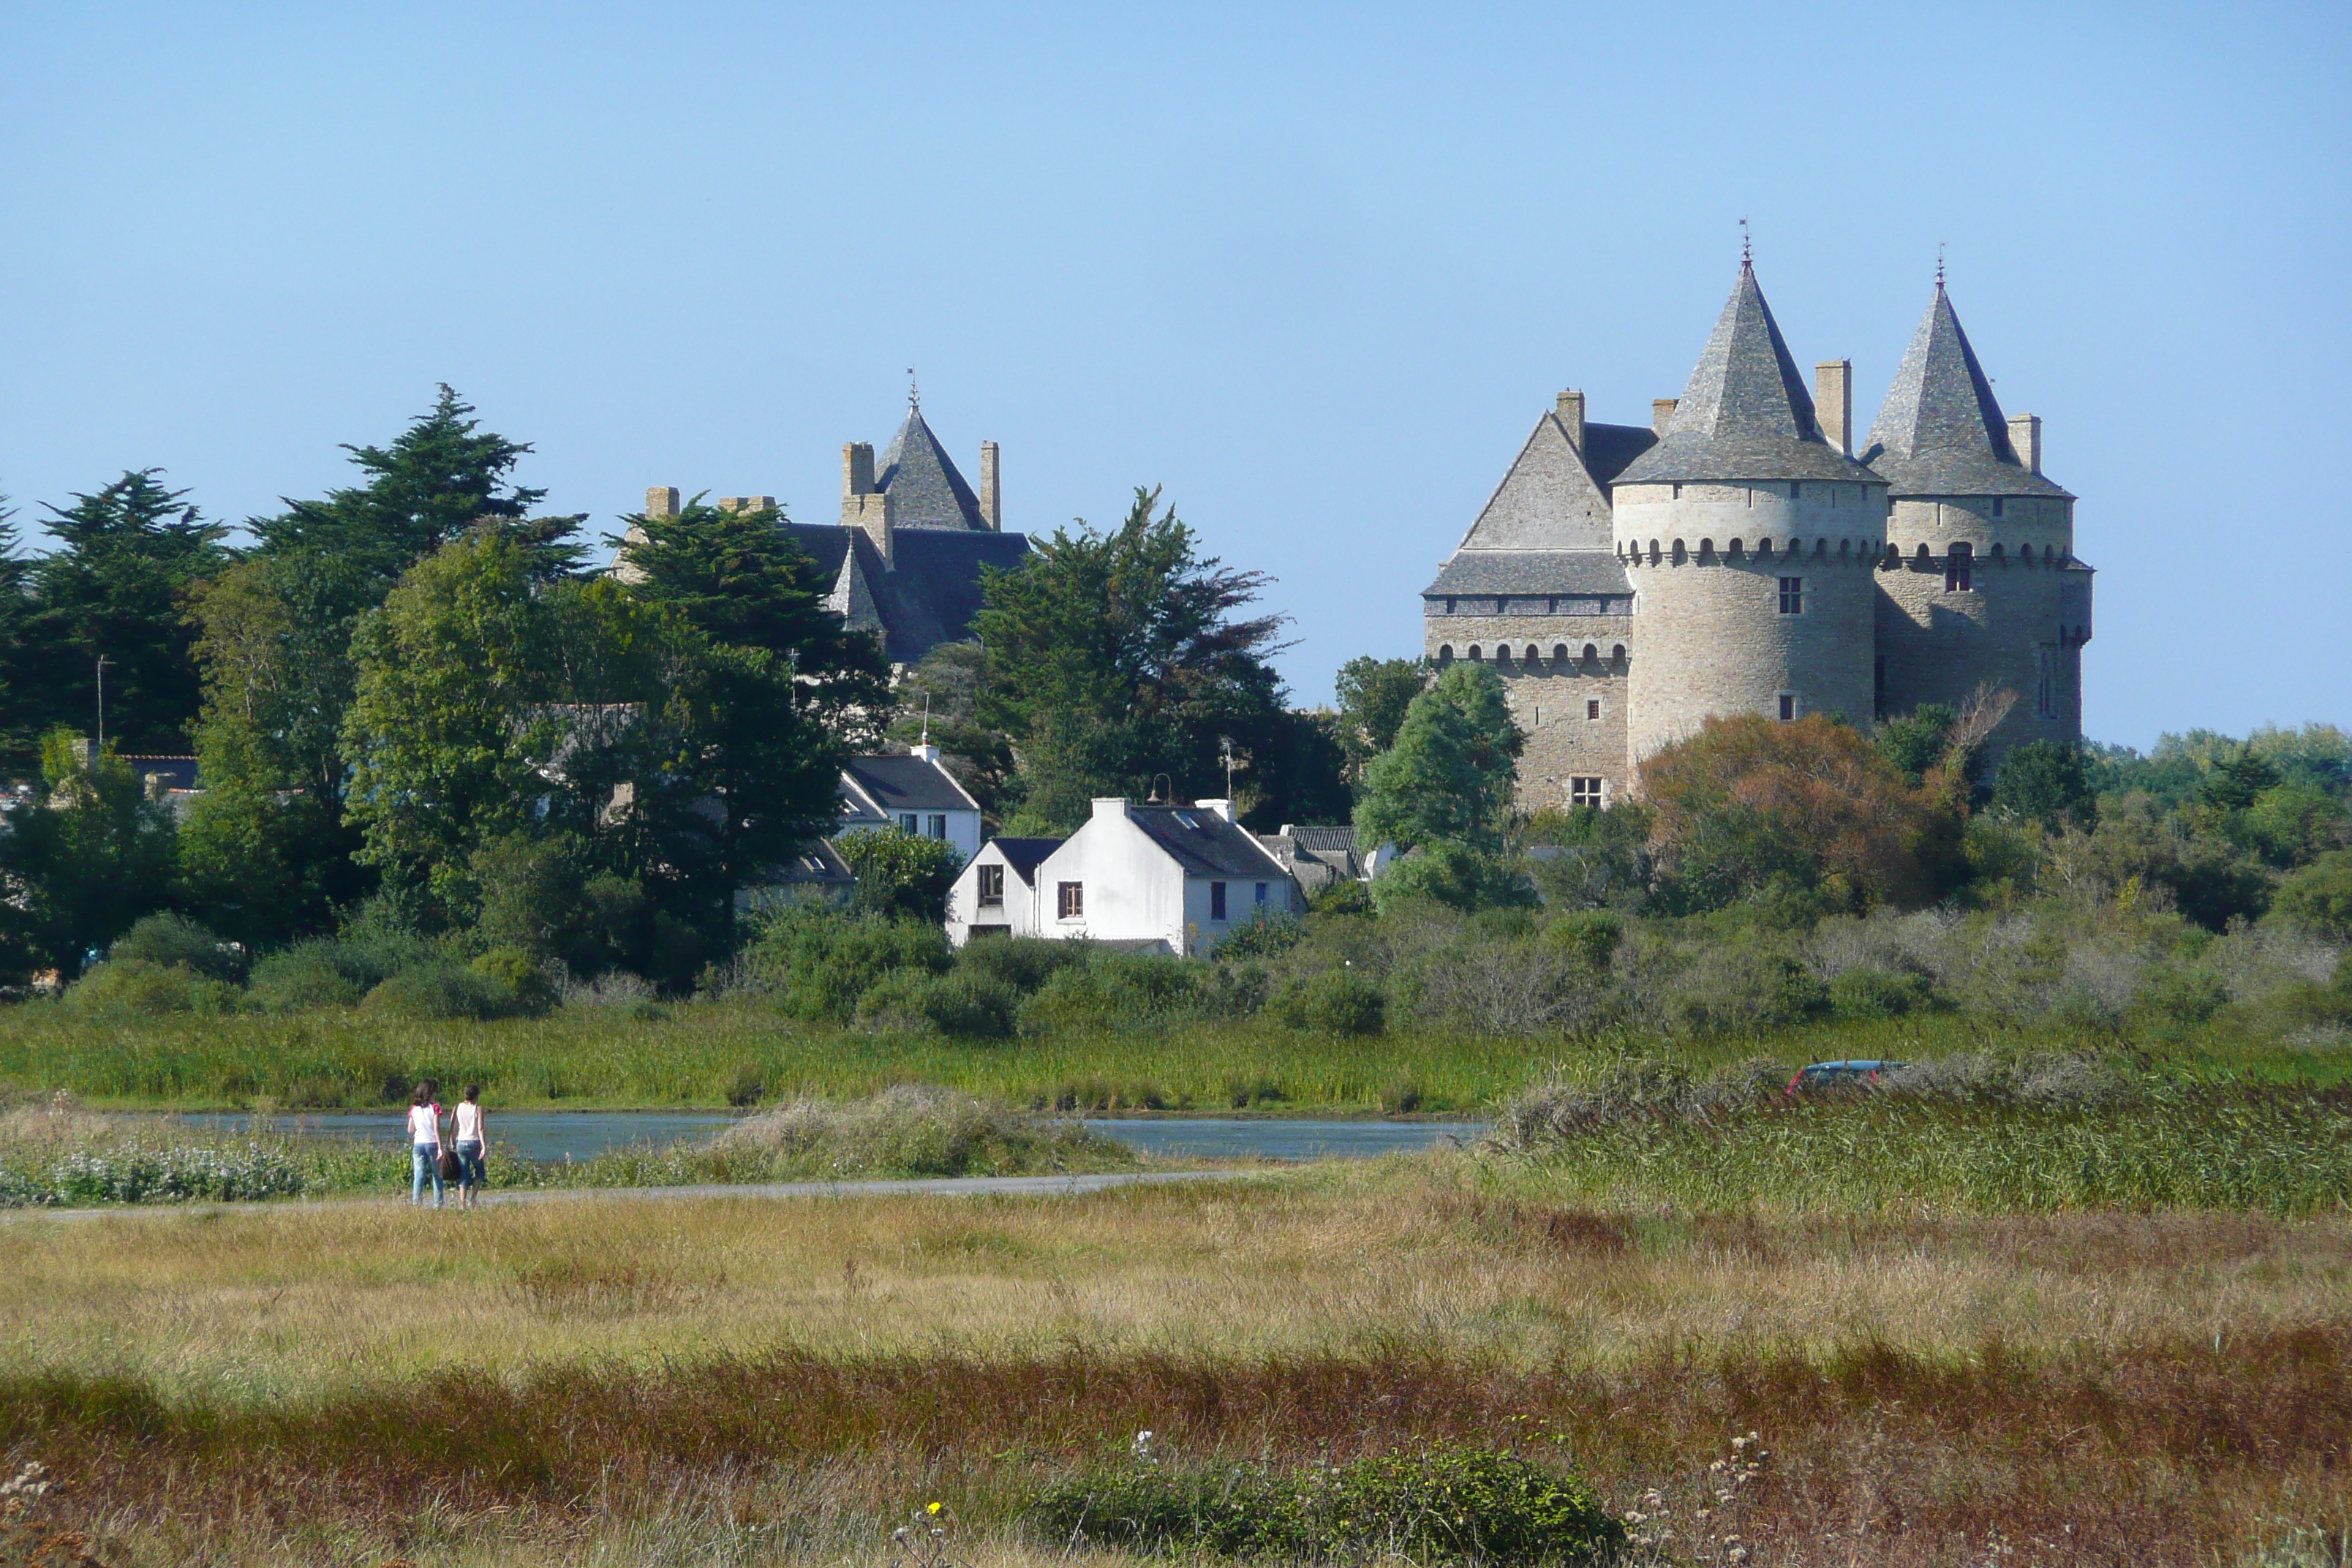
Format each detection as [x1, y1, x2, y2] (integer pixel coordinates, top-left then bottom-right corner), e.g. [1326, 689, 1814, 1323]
[455, 1140, 484, 1189]
[412, 1145, 443, 1207]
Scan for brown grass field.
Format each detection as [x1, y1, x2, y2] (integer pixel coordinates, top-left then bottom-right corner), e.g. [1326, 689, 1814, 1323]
[3, 1158, 2348, 1566]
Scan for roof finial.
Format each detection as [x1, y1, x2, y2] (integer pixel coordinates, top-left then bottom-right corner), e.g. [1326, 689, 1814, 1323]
[1739, 217, 1752, 269]
[1936, 242, 1946, 291]
[907, 367, 919, 412]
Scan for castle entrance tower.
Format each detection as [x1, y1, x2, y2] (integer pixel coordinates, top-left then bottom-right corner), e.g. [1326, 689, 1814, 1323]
[1609, 261, 1889, 772]
[1861, 282, 2090, 755]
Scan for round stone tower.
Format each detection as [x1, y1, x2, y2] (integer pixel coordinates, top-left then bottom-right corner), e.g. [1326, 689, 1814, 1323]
[1609, 261, 1890, 771]
[1861, 282, 2090, 755]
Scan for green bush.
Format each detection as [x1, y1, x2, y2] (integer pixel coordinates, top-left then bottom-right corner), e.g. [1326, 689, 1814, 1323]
[954, 936, 1090, 995]
[1666, 948, 1829, 1035]
[1829, 966, 1938, 1019]
[837, 827, 964, 921]
[2277, 851, 2352, 942]
[1017, 952, 1205, 1035]
[915, 972, 1019, 1039]
[1029, 1442, 1622, 1566]
[746, 910, 952, 1023]
[106, 913, 246, 982]
[64, 959, 244, 1019]
[358, 962, 516, 1022]
[246, 941, 373, 1011]
[1264, 968, 1387, 1036]
[1540, 909, 1623, 970]
[1215, 912, 1305, 961]
[469, 946, 556, 1017]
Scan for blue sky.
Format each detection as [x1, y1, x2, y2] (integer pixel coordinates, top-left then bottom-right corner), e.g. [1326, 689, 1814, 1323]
[1, 1, 2345, 747]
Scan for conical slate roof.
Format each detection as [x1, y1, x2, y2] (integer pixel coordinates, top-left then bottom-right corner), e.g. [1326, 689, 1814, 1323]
[1861, 284, 2071, 499]
[875, 406, 988, 530]
[1616, 263, 1877, 487]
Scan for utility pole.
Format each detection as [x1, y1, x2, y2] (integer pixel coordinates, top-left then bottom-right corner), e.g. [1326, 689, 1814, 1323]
[95, 656, 115, 755]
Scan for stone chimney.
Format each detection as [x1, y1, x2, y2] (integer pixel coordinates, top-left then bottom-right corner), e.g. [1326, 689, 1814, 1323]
[1814, 361, 1852, 455]
[645, 486, 679, 520]
[843, 442, 876, 500]
[1198, 798, 1235, 823]
[908, 741, 942, 765]
[1554, 391, 1585, 454]
[1651, 398, 1678, 437]
[717, 496, 774, 515]
[2008, 413, 2043, 475]
[979, 441, 1001, 529]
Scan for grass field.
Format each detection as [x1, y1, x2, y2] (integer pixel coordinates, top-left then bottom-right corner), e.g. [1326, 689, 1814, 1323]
[1, 1158, 2348, 1565]
[3, 995, 2347, 1115]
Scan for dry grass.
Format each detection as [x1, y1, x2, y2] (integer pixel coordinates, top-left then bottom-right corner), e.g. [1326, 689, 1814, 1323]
[2, 1160, 2348, 1564]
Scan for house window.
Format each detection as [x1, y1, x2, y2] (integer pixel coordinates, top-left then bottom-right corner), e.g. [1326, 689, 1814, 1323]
[1945, 543, 1972, 593]
[1569, 776, 1604, 808]
[1210, 881, 1227, 921]
[1992, 497, 2005, 518]
[1254, 882, 1268, 905]
[1586, 698, 1601, 721]
[1778, 577, 1803, 614]
[1443, 597, 1455, 614]
[927, 813, 948, 839]
[1790, 482, 1801, 500]
[1779, 693, 1798, 722]
[1546, 597, 1559, 614]
[2037, 647, 2055, 718]
[977, 864, 1005, 907]
[1058, 882, 1083, 920]
[898, 813, 918, 833]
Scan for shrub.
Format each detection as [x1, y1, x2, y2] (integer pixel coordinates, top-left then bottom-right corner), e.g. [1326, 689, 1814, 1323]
[1017, 952, 1205, 1035]
[64, 959, 243, 1019]
[1214, 911, 1305, 961]
[1030, 1442, 1622, 1566]
[1540, 909, 1623, 970]
[2277, 851, 2352, 941]
[1264, 968, 1386, 1036]
[1374, 840, 1535, 914]
[246, 941, 374, 1010]
[1829, 965, 1938, 1019]
[1991, 739, 2099, 831]
[469, 946, 556, 1016]
[837, 827, 964, 921]
[106, 913, 245, 982]
[745, 909, 953, 1023]
[709, 1085, 1131, 1179]
[915, 972, 1019, 1039]
[359, 962, 515, 1022]
[954, 936, 1090, 995]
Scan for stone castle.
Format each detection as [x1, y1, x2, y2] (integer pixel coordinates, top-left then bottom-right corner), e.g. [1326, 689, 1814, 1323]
[1422, 261, 2093, 808]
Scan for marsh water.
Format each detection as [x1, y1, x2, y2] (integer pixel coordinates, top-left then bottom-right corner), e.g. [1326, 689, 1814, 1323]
[159, 1110, 1485, 1164]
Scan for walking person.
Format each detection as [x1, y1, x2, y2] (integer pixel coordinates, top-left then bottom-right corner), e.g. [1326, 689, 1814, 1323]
[453, 1084, 487, 1210]
[407, 1084, 445, 1209]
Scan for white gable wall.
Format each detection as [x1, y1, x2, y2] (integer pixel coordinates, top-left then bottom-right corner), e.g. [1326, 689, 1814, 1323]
[1034, 802, 1188, 951]
[945, 840, 1043, 947]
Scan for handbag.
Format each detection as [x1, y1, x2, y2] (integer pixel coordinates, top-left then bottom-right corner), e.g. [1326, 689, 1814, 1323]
[437, 1142, 461, 1182]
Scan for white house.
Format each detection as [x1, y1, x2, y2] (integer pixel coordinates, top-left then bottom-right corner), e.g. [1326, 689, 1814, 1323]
[837, 745, 983, 864]
[1012, 798, 1302, 957]
[944, 835, 1063, 945]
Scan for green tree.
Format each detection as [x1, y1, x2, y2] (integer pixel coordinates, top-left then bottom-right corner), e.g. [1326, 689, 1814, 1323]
[1876, 703, 1957, 785]
[28, 471, 232, 752]
[0, 729, 179, 979]
[1333, 656, 1426, 788]
[887, 641, 1019, 821]
[836, 826, 964, 921]
[972, 486, 1307, 830]
[2277, 851, 2352, 942]
[0, 506, 37, 751]
[1991, 739, 2099, 832]
[1354, 662, 1522, 853]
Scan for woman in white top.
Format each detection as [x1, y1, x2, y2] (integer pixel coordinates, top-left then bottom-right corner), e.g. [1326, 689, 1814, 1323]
[452, 1085, 486, 1209]
[406, 1084, 444, 1209]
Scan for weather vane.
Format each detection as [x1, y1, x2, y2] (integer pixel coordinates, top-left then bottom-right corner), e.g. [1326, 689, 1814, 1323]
[906, 368, 921, 411]
[1937, 242, 1947, 289]
[1740, 217, 1752, 266]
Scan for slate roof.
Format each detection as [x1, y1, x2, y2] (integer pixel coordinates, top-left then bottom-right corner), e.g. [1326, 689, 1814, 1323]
[1422, 551, 1632, 598]
[1127, 806, 1292, 880]
[987, 837, 1063, 883]
[875, 407, 988, 530]
[786, 522, 1030, 666]
[1860, 285, 2073, 500]
[1580, 422, 1659, 484]
[843, 754, 981, 816]
[1616, 263, 1880, 487]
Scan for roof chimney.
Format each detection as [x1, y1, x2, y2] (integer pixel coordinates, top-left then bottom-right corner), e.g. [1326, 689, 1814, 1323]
[979, 441, 1001, 529]
[1199, 798, 1235, 823]
[645, 486, 679, 520]
[1554, 391, 1585, 455]
[1814, 361, 1852, 456]
[2008, 413, 2043, 475]
[1651, 398, 1678, 437]
[717, 496, 774, 515]
[843, 442, 875, 499]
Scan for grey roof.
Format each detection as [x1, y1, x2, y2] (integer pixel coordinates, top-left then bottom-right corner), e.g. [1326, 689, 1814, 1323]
[787, 522, 1030, 665]
[843, 754, 980, 815]
[987, 837, 1063, 882]
[1861, 285, 2073, 500]
[1127, 806, 1292, 880]
[1285, 824, 1357, 855]
[1616, 263, 1880, 487]
[875, 408, 988, 530]
[1580, 422, 1658, 484]
[1422, 551, 1631, 598]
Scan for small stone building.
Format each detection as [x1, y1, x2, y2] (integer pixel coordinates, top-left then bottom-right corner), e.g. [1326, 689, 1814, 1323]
[1425, 263, 2092, 807]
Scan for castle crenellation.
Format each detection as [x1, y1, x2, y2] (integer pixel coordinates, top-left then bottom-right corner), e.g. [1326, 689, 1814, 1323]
[1424, 261, 2092, 807]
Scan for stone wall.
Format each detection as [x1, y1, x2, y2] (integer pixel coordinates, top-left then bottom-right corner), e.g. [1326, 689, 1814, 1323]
[1424, 613, 1634, 805]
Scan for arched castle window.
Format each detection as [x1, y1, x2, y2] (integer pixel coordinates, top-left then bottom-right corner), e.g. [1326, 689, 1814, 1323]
[1437, 645, 1454, 663]
[1671, 539, 1687, 564]
[1580, 643, 1597, 666]
[1698, 539, 1715, 562]
[1525, 645, 1539, 665]
[1553, 644, 1570, 666]
[1914, 543, 1932, 567]
[1611, 643, 1627, 666]
[1758, 539, 1774, 559]
[1648, 540, 1662, 565]
[1814, 539, 1827, 557]
[1990, 543, 2005, 562]
[1728, 538, 1744, 558]
[1495, 646, 1512, 668]
[2020, 543, 2035, 564]
[1466, 646, 1482, 662]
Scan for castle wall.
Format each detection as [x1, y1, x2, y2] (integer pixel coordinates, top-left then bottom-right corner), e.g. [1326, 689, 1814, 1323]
[1424, 612, 1632, 807]
[1874, 495, 2088, 760]
[1613, 482, 1888, 771]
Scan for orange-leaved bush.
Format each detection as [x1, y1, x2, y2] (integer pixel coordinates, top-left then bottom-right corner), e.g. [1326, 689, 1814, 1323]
[1637, 713, 1964, 911]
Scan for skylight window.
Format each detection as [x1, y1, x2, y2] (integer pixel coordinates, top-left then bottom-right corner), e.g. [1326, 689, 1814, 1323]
[1172, 811, 1199, 829]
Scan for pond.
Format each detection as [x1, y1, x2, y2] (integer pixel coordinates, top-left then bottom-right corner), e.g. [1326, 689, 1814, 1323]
[159, 1110, 1488, 1164]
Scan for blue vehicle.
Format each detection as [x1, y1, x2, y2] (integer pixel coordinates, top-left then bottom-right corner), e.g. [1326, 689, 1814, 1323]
[1785, 1060, 1907, 1096]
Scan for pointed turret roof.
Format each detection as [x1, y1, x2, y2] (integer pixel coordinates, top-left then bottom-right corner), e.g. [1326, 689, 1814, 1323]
[1616, 263, 1877, 486]
[875, 406, 989, 530]
[1861, 284, 2070, 499]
